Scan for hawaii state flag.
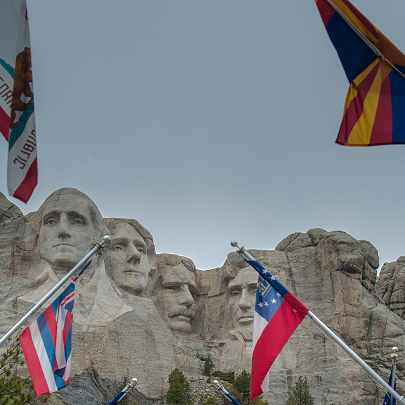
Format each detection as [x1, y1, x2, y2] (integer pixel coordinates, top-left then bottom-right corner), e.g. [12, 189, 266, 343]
[19, 278, 77, 396]
[315, 0, 405, 146]
[0, 0, 37, 202]
[247, 260, 309, 401]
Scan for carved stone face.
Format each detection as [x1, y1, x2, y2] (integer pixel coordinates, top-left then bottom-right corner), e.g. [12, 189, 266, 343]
[227, 266, 258, 341]
[160, 263, 196, 333]
[321, 232, 364, 275]
[39, 195, 96, 272]
[109, 222, 151, 295]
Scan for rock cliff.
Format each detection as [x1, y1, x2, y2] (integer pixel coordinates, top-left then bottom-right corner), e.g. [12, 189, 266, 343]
[0, 189, 404, 405]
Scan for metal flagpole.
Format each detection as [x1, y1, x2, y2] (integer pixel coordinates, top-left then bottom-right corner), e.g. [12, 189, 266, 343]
[232, 242, 405, 405]
[108, 378, 137, 405]
[0, 235, 111, 348]
[213, 380, 241, 405]
[390, 347, 398, 405]
[325, 0, 405, 81]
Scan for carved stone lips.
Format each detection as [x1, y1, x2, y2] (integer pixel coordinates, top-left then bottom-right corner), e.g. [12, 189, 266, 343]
[123, 269, 142, 274]
[172, 315, 190, 321]
[238, 315, 254, 323]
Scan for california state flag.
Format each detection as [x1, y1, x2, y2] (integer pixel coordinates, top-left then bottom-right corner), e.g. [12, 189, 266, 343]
[0, 0, 37, 203]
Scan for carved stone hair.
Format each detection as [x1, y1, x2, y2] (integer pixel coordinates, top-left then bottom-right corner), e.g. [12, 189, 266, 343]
[156, 253, 196, 274]
[33, 187, 109, 246]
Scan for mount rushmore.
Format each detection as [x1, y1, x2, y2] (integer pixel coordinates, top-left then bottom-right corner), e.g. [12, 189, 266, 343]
[1, 187, 405, 405]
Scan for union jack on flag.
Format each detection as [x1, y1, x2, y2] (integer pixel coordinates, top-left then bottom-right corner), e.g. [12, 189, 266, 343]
[19, 277, 77, 396]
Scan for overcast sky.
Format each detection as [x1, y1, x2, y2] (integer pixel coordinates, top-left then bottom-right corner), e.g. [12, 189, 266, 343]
[1, 0, 405, 271]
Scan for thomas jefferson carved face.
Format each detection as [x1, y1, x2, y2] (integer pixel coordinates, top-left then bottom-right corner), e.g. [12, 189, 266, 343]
[108, 222, 151, 295]
[39, 195, 96, 273]
[227, 266, 258, 341]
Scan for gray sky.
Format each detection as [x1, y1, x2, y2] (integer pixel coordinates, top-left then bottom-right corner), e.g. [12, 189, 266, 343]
[1, 0, 405, 271]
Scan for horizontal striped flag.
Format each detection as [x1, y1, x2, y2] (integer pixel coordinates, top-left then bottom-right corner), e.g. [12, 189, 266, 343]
[19, 278, 77, 396]
[247, 260, 309, 401]
[315, 0, 405, 146]
[0, 0, 37, 202]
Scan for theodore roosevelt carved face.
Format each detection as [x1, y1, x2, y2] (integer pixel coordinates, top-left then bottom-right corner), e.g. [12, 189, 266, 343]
[154, 254, 197, 334]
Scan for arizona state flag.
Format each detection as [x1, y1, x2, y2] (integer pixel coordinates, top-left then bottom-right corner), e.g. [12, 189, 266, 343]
[315, 0, 405, 146]
[0, 0, 37, 202]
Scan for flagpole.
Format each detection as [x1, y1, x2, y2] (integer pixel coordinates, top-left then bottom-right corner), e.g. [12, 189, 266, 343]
[213, 380, 241, 405]
[325, 0, 405, 81]
[231, 242, 405, 405]
[108, 378, 137, 405]
[0, 235, 111, 348]
[390, 347, 398, 405]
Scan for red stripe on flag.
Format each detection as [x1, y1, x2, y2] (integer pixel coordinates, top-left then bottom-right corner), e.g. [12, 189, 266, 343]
[369, 74, 393, 145]
[63, 312, 73, 346]
[336, 62, 380, 145]
[43, 305, 58, 346]
[13, 157, 37, 203]
[19, 327, 50, 396]
[0, 107, 9, 141]
[283, 292, 309, 318]
[251, 301, 305, 400]
[316, 0, 335, 27]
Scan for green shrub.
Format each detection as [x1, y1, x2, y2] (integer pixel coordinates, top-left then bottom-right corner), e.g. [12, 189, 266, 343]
[212, 371, 235, 384]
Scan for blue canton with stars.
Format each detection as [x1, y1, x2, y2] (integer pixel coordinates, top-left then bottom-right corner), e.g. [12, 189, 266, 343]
[255, 276, 284, 322]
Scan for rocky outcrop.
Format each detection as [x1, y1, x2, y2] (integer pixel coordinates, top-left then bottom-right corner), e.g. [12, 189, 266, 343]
[0, 190, 404, 405]
[375, 257, 405, 320]
[0, 192, 22, 222]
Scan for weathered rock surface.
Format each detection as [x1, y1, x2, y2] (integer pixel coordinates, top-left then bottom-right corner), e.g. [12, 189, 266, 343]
[375, 257, 405, 320]
[0, 191, 23, 222]
[0, 190, 404, 405]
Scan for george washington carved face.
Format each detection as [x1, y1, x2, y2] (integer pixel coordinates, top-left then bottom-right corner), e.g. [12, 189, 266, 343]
[39, 194, 97, 273]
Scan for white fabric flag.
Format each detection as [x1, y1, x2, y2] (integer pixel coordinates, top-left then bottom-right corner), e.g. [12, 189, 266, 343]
[0, 0, 37, 203]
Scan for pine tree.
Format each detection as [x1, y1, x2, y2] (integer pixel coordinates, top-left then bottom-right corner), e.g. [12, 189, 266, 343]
[232, 370, 251, 404]
[0, 337, 49, 405]
[224, 370, 268, 405]
[285, 376, 314, 405]
[166, 369, 191, 405]
[203, 357, 214, 376]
